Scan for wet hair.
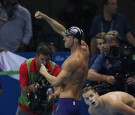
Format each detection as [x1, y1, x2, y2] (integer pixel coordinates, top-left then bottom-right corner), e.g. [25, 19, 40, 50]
[82, 85, 96, 94]
[95, 32, 106, 41]
[65, 26, 83, 44]
[36, 42, 52, 57]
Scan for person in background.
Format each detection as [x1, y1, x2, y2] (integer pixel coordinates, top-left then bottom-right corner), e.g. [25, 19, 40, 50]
[16, 42, 61, 115]
[88, 30, 135, 96]
[89, 0, 135, 56]
[48, 42, 57, 53]
[90, 32, 108, 67]
[0, 0, 32, 52]
[82, 85, 135, 115]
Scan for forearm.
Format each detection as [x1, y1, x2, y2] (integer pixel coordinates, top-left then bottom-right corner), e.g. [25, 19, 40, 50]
[21, 83, 38, 96]
[88, 70, 108, 82]
[42, 14, 66, 36]
[126, 32, 135, 47]
[127, 38, 135, 47]
[42, 71, 57, 86]
[54, 86, 61, 98]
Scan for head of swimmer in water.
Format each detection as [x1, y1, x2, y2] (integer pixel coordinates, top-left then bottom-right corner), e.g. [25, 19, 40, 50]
[82, 86, 100, 108]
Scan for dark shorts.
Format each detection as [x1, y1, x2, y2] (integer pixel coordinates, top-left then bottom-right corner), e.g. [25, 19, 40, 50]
[55, 98, 81, 115]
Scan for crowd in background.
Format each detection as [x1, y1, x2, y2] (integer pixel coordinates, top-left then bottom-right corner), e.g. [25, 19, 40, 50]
[0, 0, 135, 52]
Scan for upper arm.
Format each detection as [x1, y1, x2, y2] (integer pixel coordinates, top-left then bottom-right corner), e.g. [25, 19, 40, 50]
[114, 101, 135, 115]
[53, 68, 72, 86]
[126, 32, 134, 40]
[19, 63, 30, 95]
[126, 32, 135, 46]
[90, 54, 104, 71]
[52, 64, 61, 76]
[23, 10, 32, 42]
[87, 69, 98, 80]
[19, 63, 29, 86]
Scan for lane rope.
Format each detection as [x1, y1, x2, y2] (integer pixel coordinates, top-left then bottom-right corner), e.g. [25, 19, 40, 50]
[0, 71, 19, 75]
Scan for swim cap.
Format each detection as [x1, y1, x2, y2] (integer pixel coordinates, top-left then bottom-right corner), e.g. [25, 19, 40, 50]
[65, 26, 83, 40]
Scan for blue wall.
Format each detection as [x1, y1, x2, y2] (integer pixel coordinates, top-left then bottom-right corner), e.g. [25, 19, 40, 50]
[0, 52, 89, 115]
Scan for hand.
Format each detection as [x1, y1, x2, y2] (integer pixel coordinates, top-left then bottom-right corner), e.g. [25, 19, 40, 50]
[27, 83, 39, 92]
[47, 94, 55, 102]
[35, 11, 44, 19]
[17, 42, 26, 52]
[0, 48, 7, 52]
[106, 76, 116, 85]
[127, 76, 135, 85]
[39, 64, 48, 76]
[33, 82, 39, 90]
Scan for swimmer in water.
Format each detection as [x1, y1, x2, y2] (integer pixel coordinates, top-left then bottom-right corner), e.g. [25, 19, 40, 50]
[82, 86, 135, 115]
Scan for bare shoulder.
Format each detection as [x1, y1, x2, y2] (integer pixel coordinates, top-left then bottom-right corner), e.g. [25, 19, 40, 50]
[80, 40, 89, 55]
[81, 40, 89, 49]
[61, 56, 77, 70]
[108, 91, 135, 99]
[103, 91, 135, 106]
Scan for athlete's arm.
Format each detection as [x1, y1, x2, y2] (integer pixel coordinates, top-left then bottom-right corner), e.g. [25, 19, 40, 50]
[114, 101, 135, 115]
[35, 11, 66, 37]
[39, 64, 72, 87]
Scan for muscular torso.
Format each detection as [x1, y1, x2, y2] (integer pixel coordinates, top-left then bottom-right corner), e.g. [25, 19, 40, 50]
[60, 46, 89, 100]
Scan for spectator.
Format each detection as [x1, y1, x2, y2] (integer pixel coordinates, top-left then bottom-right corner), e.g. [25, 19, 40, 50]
[88, 32, 108, 92]
[48, 42, 58, 53]
[16, 42, 61, 115]
[0, 48, 7, 52]
[82, 86, 135, 115]
[88, 30, 135, 96]
[89, 0, 135, 56]
[90, 32, 108, 67]
[0, 0, 32, 52]
[0, 80, 2, 96]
